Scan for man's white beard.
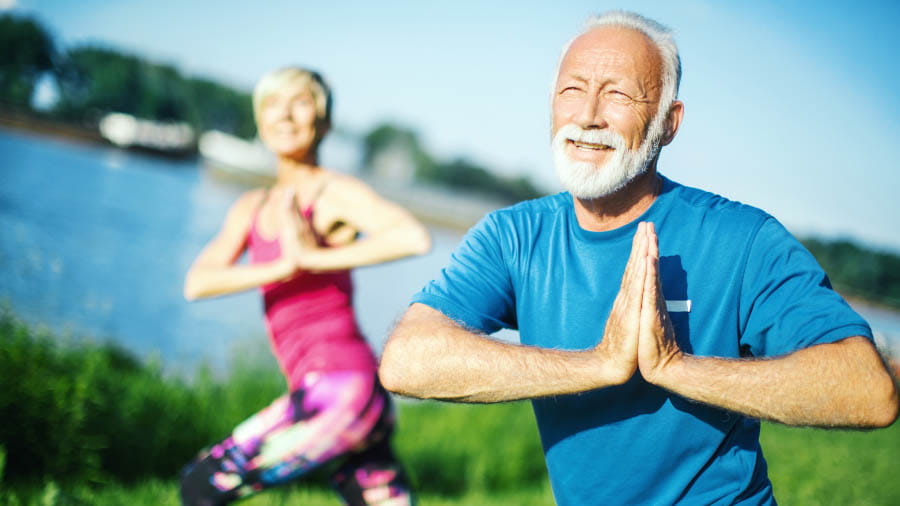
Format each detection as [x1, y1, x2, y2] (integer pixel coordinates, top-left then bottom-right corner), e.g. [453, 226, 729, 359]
[552, 114, 666, 200]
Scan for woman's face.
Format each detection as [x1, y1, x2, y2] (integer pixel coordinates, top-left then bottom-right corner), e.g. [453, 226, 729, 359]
[257, 83, 322, 158]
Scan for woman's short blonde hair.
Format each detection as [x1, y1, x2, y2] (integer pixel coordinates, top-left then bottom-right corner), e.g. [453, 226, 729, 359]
[252, 66, 333, 132]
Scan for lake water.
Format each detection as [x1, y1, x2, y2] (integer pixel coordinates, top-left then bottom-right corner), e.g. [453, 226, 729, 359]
[0, 128, 488, 375]
[1, 128, 898, 377]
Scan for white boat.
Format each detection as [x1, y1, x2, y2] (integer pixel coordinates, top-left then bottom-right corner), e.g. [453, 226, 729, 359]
[198, 129, 277, 182]
[98, 112, 195, 156]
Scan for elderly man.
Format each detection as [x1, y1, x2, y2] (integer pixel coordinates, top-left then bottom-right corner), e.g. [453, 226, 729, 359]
[379, 10, 899, 505]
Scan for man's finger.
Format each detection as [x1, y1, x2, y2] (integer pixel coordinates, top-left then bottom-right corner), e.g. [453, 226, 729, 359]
[622, 222, 648, 289]
[609, 223, 646, 335]
[642, 223, 661, 307]
[644, 223, 667, 307]
[643, 254, 658, 305]
[623, 224, 649, 319]
[646, 222, 659, 260]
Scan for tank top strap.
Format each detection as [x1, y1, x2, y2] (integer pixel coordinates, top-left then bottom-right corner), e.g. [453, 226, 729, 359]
[301, 180, 330, 221]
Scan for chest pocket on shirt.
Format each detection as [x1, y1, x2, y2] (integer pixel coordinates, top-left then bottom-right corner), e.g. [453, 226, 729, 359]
[660, 255, 693, 354]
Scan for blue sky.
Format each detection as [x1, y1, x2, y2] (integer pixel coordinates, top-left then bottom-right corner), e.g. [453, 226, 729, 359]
[9, 0, 900, 251]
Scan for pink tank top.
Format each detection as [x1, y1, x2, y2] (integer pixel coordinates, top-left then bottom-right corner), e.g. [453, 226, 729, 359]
[247, 196, 377, 390]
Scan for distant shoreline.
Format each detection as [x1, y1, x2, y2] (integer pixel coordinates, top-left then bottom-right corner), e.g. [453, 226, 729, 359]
[3, 113, 898, 315]
[0, 111, 489, 232]
[0, 107, 105, 145]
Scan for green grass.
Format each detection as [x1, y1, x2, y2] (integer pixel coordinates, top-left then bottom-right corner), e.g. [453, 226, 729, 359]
[762, 421, 900, 505]
[0, 479, 555, 506]
[0, 308, 550, 504]
[1, 308, 898, 505]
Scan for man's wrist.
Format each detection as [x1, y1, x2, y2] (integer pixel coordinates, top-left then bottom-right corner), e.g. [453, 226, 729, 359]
[590, 347, 636, 387]
[646, 351, 689, 390]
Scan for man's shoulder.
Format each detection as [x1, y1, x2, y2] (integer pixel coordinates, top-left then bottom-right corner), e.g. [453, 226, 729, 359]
[463, 193, 569, 246]
[489, 192, 570, 222]
[666, 176, 772, 227]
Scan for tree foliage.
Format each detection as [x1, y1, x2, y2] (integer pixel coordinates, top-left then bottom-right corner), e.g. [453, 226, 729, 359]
[362, 122, 544, 203]
[802, 237, 900, 309]
[362, 123, 436, 174]
[0, 14, 55, 107]
[0, 15, 256, 139]
[53, 46, 255, 138]
[54, 47, 186, 122]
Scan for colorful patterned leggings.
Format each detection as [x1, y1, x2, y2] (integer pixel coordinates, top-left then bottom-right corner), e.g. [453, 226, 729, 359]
[179, 370, 414, 505]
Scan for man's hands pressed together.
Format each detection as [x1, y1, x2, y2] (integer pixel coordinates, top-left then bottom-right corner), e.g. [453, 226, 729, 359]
[594, 222, 646, 384]
[599, 225, 897, 428]
[599, 221, 684, 386]
[638, 222, 683, 384]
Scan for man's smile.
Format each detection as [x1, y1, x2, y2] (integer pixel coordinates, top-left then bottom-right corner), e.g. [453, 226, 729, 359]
[569, 139, 615, 151]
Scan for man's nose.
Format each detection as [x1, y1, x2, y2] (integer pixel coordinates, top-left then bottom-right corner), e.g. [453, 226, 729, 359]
[573, 96, 608, 129]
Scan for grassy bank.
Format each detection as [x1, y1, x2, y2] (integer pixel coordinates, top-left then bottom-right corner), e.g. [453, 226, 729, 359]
[1, 309, 897, 505]
[0, 309, 551, 504]
[762, 423, 900, 505]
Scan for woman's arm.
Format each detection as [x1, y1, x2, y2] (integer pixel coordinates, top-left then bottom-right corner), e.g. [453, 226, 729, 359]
[183, 190, 295, 300]
[291, 176, 431, 271]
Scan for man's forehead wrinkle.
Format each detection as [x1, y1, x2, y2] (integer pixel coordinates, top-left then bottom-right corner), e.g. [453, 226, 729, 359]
[563, 48, 657, 101]
[560, 26, 664, 98]
[564, 47, 629, 76]
[572, 47, 629, 68]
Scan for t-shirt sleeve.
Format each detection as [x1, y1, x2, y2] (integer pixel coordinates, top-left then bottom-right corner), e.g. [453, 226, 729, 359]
[411, 213, 517, 334]
[738, 217, 873, 357]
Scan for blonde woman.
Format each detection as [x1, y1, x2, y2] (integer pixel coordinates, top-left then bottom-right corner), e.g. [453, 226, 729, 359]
[179, 67, 427, 505]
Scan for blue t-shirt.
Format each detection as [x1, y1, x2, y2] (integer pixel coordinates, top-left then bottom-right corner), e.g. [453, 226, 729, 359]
[412, 175, 872, 506]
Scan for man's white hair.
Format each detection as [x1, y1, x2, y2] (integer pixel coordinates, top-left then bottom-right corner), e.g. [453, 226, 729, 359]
[556, 11, 682, 119]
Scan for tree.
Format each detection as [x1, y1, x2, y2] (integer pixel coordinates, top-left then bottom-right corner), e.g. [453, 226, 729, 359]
[54, 46, 189, 123]
[0, 14, 55, 108]
[182, 77, 255, 139]
[362, 122, 544, 203]
[53, 45, 256, 138]
[802, 237, 900, 308]
[361, 123, 434, 173]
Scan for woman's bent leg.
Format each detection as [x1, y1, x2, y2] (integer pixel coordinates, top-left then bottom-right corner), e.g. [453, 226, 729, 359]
[179, 371, 397, 505]
[330, 437, 414, 506]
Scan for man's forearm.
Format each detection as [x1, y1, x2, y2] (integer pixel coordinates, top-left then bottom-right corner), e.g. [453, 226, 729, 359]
[650, 336, 899, 428]
[379, 304, 625, 403]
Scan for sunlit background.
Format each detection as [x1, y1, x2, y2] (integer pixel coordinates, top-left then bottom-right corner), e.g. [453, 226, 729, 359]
[17, 0, 900, 249]
[1, 1, 899, 504]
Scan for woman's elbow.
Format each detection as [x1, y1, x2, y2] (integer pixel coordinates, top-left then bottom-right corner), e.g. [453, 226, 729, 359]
[183, 273, 202, 301]
[405, 223, 432, 256]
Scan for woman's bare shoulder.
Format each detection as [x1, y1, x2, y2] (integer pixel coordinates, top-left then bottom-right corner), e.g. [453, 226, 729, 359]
[239, 187, 269, 208]
[318, 171, 376, 200]
[223, 187, 269, 224]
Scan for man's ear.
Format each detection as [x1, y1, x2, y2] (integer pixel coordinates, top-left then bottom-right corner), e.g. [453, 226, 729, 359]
[660, 101, 684, 147]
